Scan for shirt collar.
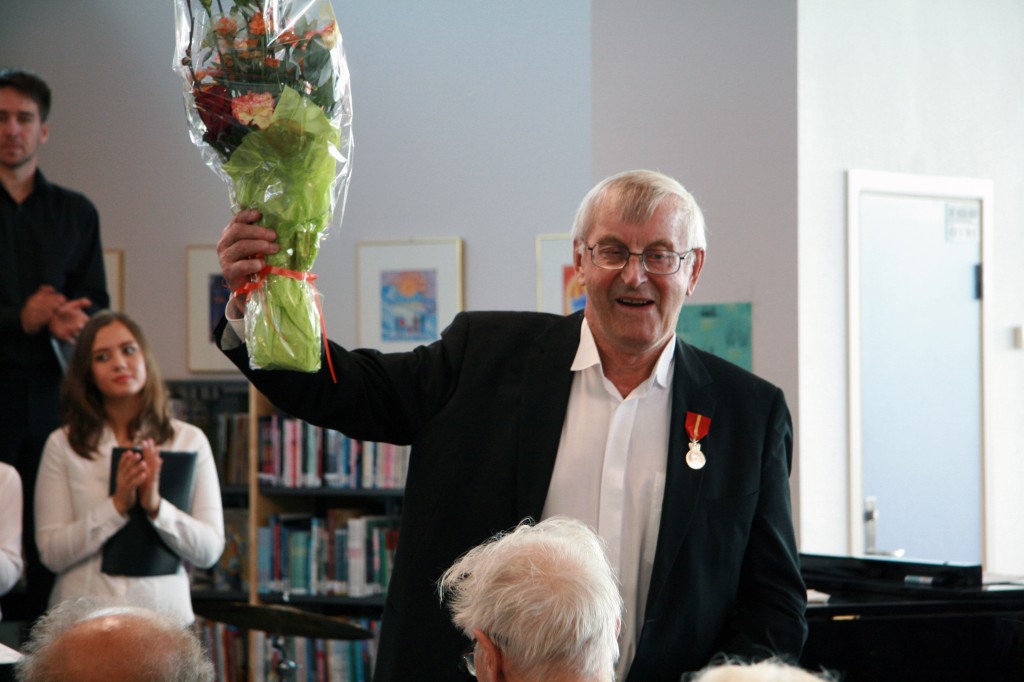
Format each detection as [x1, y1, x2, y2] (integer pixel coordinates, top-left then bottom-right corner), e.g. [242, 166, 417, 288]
[572, 317, 676, 388]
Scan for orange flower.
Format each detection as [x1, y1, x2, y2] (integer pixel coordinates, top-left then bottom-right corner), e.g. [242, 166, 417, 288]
[319, 21, 338, 49]
[265, 57, 281, 68]
[273, 30, 301, 48]
[248, 11, 267, 35]
[213, 17, 238, 37]
[231, 91, 275, 129]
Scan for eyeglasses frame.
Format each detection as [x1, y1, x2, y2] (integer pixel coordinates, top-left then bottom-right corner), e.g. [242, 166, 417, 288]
[584, 242, 695, 275]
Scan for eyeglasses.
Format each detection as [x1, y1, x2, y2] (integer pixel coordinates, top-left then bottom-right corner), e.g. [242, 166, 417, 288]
[585, 243, 694, 275]
[461, 644, 477, 677]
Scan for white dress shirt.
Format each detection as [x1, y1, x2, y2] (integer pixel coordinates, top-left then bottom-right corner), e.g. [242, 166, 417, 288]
[0, 462, 23, 622]
[543, 319, 675, 680]
[35, 420, 225, 626]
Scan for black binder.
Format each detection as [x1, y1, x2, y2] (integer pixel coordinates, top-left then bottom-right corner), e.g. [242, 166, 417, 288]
[101, 448, 198, 577]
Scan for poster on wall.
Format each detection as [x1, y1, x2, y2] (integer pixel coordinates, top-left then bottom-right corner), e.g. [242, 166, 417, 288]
[678, 302, 753, 371]
[186, 246, 237, 373]
[357, 239, 464, 352]
[536, 233, 585, 315]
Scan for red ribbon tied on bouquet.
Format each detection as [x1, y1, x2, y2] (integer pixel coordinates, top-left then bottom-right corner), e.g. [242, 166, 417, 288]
[684, 411, 711, 470]
[234, 265, 337, 384]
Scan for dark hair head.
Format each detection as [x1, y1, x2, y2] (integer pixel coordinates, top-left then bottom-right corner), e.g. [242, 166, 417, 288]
[61, 310, 174, 458]
[0, 68, 52, 121]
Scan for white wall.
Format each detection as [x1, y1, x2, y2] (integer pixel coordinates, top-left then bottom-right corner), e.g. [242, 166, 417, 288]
[798, 0, 1024, 572]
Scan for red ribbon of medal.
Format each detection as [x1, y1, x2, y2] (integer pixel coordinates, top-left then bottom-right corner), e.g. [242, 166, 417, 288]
[684, 411, 711, 470]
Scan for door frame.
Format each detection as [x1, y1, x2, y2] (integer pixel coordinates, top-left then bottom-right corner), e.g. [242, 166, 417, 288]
[846, 169, 995, 563]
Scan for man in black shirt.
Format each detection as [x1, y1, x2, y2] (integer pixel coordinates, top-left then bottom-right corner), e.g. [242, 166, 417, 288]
[0, 69, 108, 626]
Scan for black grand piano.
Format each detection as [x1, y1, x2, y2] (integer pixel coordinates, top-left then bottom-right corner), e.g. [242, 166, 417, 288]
[800, 553, 1024, 680]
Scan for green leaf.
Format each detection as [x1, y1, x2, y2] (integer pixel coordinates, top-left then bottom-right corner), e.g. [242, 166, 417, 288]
[224, 86, 340, 371]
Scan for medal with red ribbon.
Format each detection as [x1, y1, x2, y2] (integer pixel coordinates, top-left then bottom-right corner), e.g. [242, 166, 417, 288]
[685, 411, 711, 470]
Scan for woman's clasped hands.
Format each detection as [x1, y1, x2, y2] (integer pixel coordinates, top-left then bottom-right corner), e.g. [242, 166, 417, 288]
[111, 439, 163, 518]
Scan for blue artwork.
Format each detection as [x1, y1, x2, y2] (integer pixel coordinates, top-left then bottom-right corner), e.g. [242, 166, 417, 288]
[208, 273, 231, 341]
[380, 269, 438, 342]
[678, 302, 752, 371]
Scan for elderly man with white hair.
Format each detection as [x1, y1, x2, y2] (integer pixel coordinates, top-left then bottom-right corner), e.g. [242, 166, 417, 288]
[438, 517, 623, 682]
[15, 598, 214, 682]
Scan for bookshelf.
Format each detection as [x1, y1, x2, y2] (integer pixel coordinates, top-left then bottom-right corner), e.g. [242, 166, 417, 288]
[244, 388, 407, 681]
[166, 379, 250, 600]
[165, 380, 403, 679]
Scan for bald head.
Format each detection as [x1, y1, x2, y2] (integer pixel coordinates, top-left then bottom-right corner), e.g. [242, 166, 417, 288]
[17, 601, 213, 682]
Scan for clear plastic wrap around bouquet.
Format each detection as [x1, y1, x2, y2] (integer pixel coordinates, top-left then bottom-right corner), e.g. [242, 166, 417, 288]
[173, 0, 352, 373]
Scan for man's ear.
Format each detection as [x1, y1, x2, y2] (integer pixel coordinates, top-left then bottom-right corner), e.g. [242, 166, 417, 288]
[573, 240, 586, 285]
[473, 629, 505, 681]
[685, 248, 705, 296]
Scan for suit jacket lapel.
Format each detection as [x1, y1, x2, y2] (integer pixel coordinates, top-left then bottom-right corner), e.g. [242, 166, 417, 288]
[645, 339, 716, 613]
[515, 313, 582, 521]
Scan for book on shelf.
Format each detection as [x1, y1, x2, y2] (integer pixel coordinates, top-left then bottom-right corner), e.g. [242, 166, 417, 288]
[257, 511, 399, 598]
[214, 507, 250, 592]
[167, 380, 249, 488]
[255, 618, 381, 682]
[257, 414, 409, 490]
[196, 617, 247, 682]
[190, 506, 249, 593]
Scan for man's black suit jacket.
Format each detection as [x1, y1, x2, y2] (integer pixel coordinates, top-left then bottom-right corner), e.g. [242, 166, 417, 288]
[219, 310, 807, 681]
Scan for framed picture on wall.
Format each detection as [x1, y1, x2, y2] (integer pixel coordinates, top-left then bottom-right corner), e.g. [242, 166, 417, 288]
[185, 245, 237, 373]
[356, 238, 464, 352]
[536, 233, 584, 315]
[103, 248, 124, 311]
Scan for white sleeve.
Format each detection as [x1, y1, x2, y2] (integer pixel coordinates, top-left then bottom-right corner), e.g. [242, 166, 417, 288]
[0, 464, 23, 595]
[219, 300, 246, 349]
[34, 436, 128, 574]
[150, 434, 226, 570]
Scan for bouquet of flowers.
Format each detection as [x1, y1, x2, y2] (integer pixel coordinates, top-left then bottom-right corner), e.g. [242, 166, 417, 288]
[173, 0, 353, 373]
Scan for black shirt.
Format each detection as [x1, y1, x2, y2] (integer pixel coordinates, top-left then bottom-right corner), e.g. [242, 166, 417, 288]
[0, 170, 108, 372]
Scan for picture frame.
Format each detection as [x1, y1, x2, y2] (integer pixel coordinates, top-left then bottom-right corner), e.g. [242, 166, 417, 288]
[356, 238, 464, 352]
[185, 245, 237, 373]
[103, 248, 124, 311]
[535, 233, 584, 315]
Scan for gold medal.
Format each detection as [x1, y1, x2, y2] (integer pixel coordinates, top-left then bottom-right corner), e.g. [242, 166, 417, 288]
[686, 441, 706, 470]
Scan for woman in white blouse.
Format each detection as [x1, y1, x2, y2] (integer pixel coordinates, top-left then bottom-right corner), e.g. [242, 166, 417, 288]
[34, 311, 224, 626]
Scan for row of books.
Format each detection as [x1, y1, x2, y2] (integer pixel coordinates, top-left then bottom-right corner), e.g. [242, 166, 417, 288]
[258, 414, 410, 490]
[195, 617, 381, 682]
[252, 620, 380, 682]
[196, 619, 247, 682]
[257, 510, 400, 598]
[189, 507, 250, 594]
[211, 412, 250, 487]
[167, 381, 250, 487]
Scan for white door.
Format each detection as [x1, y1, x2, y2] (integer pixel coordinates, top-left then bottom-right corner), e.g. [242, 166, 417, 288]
[847, 170, 993, 565]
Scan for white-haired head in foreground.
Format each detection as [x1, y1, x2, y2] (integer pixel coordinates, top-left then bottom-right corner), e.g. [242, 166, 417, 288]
[438, 516, 622, 682]
[689, 658, 836, 682]
[16, 598, 214, 682]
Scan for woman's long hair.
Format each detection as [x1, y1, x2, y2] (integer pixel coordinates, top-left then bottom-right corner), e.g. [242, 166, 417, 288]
[61, 310, 175, 458]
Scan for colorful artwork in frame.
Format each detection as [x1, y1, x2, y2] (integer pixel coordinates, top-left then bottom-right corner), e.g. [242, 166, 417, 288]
[537, 234, 585, 314]
[677, 302, 753, 371]
[380, 269, 438, 342]
[357, 239, 463, 352]
[186, 246, 238, 373]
